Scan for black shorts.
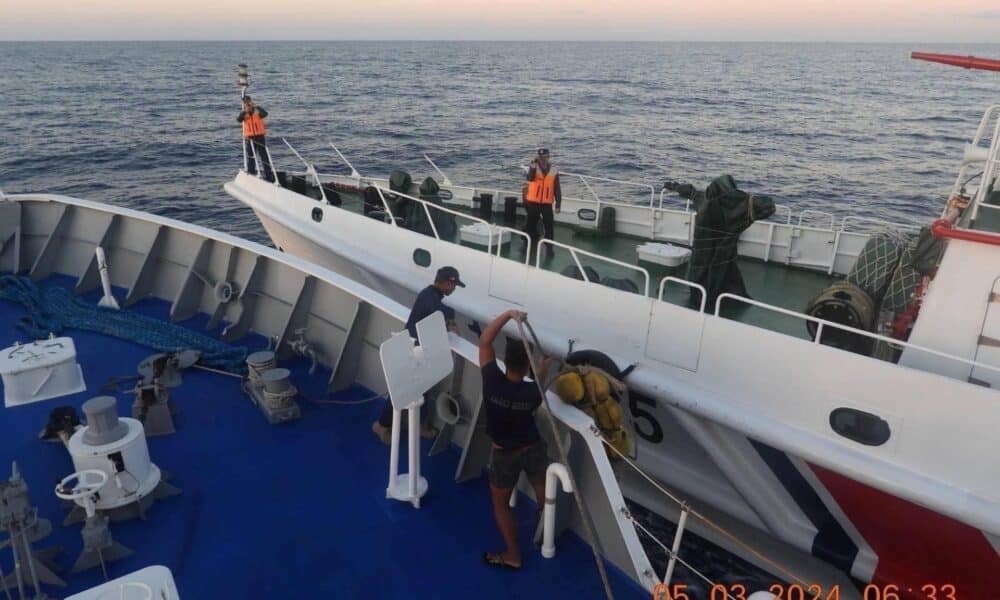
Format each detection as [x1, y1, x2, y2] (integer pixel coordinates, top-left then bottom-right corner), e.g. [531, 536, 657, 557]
[488, 441, 549, 489]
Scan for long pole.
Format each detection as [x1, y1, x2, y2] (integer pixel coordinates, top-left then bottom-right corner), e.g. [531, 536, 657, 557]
[514, 318, 615, 600]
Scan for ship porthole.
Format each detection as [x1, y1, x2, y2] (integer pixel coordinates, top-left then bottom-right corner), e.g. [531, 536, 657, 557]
[311, 207, 323, 222]
[829, 407, 890, 446]
[413, 248, 431, 268]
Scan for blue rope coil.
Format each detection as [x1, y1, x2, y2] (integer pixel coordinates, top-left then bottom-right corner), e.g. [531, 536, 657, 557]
[0, 275, 248, 374]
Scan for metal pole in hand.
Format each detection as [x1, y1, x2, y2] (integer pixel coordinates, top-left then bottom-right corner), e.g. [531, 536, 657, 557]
[237, 64, 250, 172]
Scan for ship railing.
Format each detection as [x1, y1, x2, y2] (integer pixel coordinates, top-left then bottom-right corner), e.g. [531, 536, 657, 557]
[714, 293, 1000, 378]
[659, 277, 707, 313]
[372, 185, 527, 261]
[969, 107, 1000, 223]
[538, 238, 651, 297]
[241, 135, 280, 187]
[947, 105, 1000, 220]
[282, 138, 329, 202]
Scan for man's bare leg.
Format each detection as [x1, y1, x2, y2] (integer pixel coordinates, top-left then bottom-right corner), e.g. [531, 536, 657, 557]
[488, 484, 522, 567]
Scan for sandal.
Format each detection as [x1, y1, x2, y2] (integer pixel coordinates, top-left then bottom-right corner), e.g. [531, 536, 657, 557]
[482, 552, 521, 571]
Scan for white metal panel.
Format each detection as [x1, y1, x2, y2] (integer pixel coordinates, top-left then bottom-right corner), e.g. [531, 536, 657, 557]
[698, 315, 1000, 506]
[970, 278, 1000, 387]
[488, 254, 528, 305]
[645, 301, 705, 371]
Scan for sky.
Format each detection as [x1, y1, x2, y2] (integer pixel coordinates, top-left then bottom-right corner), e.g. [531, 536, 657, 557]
[1, 0, 999, 42]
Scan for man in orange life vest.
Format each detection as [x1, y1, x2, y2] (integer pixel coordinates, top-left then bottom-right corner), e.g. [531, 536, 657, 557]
[523, 148, 561, 258]
[238, 96, 274, 182]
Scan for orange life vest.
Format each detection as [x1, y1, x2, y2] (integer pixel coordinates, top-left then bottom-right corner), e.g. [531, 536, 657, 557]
[242, 111, 266, 138]
[525, 166, 557, 204]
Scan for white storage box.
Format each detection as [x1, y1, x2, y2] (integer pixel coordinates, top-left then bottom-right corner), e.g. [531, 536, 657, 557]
[1, 337, 86, 408]
[459, 223, 511, 247]
[67, 565, 179, 599]
[636, 242, 691, 267]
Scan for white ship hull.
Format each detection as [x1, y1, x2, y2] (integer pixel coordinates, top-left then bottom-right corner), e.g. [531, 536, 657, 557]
[227, 171, 1000, 596]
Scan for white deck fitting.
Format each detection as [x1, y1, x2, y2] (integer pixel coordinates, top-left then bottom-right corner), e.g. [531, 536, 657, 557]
[459, 222, 511, 247]
[0, 336, 86, 407]
[66, 565, 179, 599]
[636, 242, 691, 267]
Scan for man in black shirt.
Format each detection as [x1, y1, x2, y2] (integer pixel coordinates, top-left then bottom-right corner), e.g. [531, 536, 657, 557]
[371, 266, 464, 444]
[479, 309, 553, 571]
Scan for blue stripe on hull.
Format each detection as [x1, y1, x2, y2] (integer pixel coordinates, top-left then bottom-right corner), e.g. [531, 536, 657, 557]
[750, 440, 858, 574]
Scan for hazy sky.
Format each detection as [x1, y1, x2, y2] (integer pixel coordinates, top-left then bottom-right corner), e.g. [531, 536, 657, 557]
[2, 0, 999, 42]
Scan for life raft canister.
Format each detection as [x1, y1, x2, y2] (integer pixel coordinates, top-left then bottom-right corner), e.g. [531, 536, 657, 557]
[242, 111, 266, 138]
[525, 167, 558, 204]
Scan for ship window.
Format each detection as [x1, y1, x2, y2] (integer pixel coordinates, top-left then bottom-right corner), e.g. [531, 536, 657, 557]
[311, 207, 323, 222]
[412, 248, 431, 268]
[829, 408, 890, 446]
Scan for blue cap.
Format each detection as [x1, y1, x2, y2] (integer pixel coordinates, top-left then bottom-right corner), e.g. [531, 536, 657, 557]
[436, 266, 465, 287]
[537, 148, 550, 157]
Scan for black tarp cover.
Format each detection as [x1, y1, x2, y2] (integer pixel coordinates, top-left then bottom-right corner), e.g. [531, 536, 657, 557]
[686, 175, 775, 307]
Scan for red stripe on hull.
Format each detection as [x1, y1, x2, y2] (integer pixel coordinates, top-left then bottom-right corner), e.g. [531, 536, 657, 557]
[810, 464, 1000, 599]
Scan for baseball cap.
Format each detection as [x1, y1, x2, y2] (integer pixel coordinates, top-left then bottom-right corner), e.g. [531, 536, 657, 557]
[537, 148, 550, 157]
[436, 266, 465, 287]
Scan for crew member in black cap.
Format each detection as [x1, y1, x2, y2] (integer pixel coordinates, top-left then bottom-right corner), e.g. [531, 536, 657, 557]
[238, 96, 274, 182]
[523, 148, 561, 258]
[372, 266, 466, 444]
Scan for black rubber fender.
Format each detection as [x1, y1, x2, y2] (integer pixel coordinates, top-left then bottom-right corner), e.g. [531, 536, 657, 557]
[565, 349, 635, 380]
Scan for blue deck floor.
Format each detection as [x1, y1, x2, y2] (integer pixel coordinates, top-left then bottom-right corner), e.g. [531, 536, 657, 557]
[0, 277, 643, 599]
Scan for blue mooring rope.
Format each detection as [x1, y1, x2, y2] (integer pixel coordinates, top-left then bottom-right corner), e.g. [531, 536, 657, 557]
[0, 275, 248, 374]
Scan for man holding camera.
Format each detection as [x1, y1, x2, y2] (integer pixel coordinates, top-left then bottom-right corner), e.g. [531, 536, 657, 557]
[238, 96, 274, 182]
[523, 148, 561, 258]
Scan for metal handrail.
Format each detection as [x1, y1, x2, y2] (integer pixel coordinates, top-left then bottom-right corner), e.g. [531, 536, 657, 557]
[657, 189, 693, 212]
[494, 225, 532, 265]
[372, 185, 495, 252]
[840, 215, 919, 233]
[538, 238, 651, 296]
[947, 105, 1000, 218]
[423, 154, 453, 186]
[370, 187, 400, 226]
[714, 293, 1000, 377]
[770, 204, 792, 225]
[971, 113, 1000, 223]
[658, 277, 707, 313]
[561, 171, 657, 209]
[796, 209, 836, 230]
[282, 138, 326, 201]
[328, 140, 362, 178]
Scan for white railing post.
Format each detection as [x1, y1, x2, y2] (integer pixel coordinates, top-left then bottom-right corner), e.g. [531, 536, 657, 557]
[662, 506, 689, 585]
[372, 187, 399, 226]
[328, 140, 362, 178]
[423, 153, 453, 186]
